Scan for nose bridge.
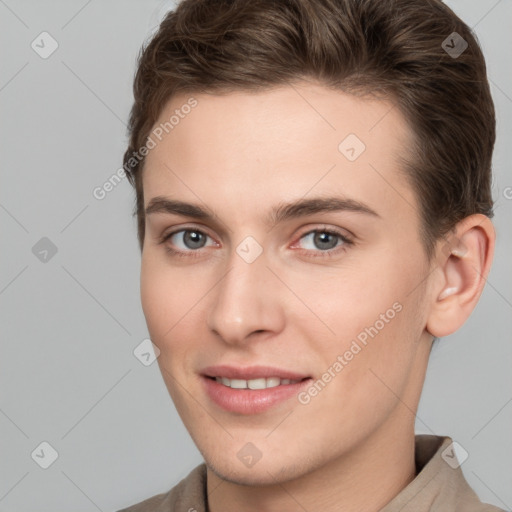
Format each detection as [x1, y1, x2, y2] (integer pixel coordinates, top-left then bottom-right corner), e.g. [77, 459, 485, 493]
[207, 244, 283, 344]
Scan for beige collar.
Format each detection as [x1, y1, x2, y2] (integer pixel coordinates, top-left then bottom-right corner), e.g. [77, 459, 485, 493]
[119, 435, 504, 511]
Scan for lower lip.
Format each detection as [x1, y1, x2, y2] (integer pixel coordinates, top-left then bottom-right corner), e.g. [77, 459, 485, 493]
[201, 376, 312, 414]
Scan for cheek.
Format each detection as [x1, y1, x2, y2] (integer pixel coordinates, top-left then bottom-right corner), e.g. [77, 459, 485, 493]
[140, 256, 190, 344]
[291, 256, 407, 345]
[140, 254, 215, 372]
[140, 258, 167, 338]
[297, 249, 426, 388]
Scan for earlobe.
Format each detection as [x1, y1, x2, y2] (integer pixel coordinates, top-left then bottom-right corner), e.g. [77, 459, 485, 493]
[426, 214, 495, 338]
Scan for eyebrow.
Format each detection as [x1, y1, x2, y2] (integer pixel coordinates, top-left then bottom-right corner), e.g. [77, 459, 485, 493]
[145, 196, 380, 226]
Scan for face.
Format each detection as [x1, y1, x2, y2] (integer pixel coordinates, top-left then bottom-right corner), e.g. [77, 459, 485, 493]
[140, 82, 434, 485]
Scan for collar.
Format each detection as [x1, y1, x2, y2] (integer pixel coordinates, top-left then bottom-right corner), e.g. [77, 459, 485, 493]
[380, 434, 503, 511]
[124, 435, 503, 511]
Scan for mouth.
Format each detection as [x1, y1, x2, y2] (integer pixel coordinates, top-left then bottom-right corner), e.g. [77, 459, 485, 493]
[200, 365, 313, 414]
[209, 376, 305, 389]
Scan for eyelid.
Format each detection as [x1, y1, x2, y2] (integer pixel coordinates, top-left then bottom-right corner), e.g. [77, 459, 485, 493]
[286, 226, 352, 257]
[291, 224, 354, 245]
[158, 225, 219, 257]
[159, 223, 354, 257]
[159, 223, 216, 243]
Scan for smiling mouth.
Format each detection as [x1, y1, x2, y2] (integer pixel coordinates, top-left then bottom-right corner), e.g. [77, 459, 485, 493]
[201, 369, 313, 413]
[208, 376, 308, 389]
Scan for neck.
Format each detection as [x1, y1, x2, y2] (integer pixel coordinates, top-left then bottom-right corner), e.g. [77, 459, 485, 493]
[206, 417, 417, 512]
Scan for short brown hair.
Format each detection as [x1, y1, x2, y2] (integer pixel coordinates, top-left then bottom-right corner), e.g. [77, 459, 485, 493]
[123, 0, 495, 256]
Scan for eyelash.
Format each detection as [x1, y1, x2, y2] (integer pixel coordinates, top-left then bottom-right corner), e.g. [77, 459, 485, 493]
[292, 228, 353, 258]
[159, 229, 216, 259]
[158, 226, 354, 259]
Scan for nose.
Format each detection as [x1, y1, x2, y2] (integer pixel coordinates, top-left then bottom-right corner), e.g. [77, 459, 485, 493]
[206, 246, 285, 346]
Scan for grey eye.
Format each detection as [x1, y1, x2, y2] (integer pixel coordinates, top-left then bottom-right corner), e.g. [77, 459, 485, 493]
[171, 230, 210, 250]
[300, 231, 342, 251]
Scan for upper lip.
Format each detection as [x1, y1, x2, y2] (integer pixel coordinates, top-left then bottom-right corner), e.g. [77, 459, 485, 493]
[201, 365, 310, 381]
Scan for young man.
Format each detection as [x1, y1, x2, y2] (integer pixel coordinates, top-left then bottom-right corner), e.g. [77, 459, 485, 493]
[118, 0, 504, 510]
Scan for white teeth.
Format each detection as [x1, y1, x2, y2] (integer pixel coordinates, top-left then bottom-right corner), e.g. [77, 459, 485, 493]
[266, 377, 280, 388]
[214, 377, 301, 389]
[230, 379, 247, 389]
[248, 378, 266, 390]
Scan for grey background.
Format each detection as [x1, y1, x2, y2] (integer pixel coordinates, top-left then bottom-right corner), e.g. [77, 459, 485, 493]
[0, 0, 510, 510]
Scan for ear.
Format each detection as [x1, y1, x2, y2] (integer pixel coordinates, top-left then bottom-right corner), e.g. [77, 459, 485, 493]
[426, 214, 495, 338]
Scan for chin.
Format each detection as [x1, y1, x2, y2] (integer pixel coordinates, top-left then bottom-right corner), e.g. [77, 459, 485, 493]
[200, 442, 321, 487]
[205, 458, 302, 486]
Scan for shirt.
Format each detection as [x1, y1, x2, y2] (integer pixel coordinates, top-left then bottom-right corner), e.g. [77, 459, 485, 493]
[117, 435, 506, 512]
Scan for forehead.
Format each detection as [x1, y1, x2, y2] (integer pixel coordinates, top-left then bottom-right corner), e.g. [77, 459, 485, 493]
[142, 82, 417, 223]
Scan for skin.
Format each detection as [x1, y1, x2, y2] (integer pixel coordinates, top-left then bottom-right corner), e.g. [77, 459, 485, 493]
[139, 81, 494, 512]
